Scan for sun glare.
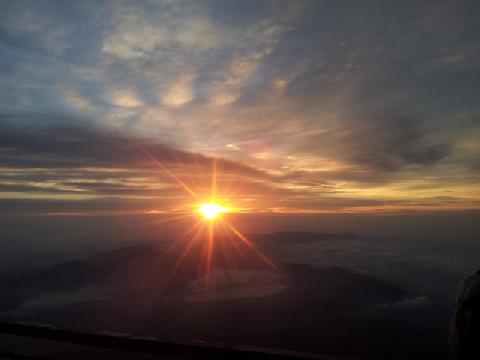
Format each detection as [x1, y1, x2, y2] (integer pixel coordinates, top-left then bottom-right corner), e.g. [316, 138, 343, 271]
[139, 154, 276, 285]
[198, 202, 228, 220]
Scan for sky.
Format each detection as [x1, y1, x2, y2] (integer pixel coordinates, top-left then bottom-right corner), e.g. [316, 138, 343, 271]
[1, 0, 480, 215]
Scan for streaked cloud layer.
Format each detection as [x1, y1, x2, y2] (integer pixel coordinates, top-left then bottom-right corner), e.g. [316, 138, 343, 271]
[1, 0, 479, 214]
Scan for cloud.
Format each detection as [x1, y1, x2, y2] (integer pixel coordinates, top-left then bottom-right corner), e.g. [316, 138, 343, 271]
[0, 114, 266, 173]
[0, 2, 70, 56]
[209, 52, 266, 106]
[0, 114, 277, 207]
[103, 22, 169, 60]
[174, 16, 222, 50]
[58, 88, 99, 113]
[101, 3, 224, 61]
[101, 6, 170, 60]
[162, 74, 195, 108]
[377, 295, 430, 309]
[108, 89, 144, 108]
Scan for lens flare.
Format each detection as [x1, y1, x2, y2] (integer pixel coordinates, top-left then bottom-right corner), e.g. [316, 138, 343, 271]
[137, 150, 277, 292]
[198, 202, 228, 220]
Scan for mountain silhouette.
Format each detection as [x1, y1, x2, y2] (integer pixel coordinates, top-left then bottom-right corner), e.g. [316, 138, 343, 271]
[0, 232, 450, 359]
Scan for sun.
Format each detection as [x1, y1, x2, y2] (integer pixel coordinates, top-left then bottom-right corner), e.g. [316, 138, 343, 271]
[198, 201, 228, 220]
[139, 153, 276, 281]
